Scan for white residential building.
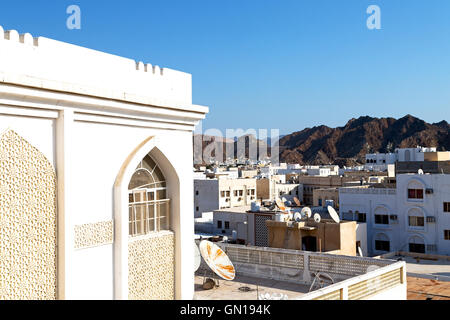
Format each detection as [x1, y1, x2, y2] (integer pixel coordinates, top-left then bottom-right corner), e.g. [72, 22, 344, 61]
[340, 173, 450, 257]
[194, 178, 257, 218]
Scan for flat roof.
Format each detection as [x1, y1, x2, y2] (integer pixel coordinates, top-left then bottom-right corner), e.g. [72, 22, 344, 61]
[391, 255, 450, 281]
[194, 275, 309, 300]
[407, 277, 450, 300]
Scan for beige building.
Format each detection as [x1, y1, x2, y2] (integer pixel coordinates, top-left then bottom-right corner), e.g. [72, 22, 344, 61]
[266, 219, 359, 256]
[313, 187, 340, 208]
[239, 168, 259, 178]
[256, 178, 302, 202]
[298, 176, 366, 205]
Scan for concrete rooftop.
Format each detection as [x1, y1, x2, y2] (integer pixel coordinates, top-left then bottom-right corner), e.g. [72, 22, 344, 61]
[193, 274, 310, 300]
[391, 255, 450, 280]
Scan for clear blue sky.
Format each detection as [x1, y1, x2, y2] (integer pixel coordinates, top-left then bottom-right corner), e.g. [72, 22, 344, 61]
[1, 0, 449, 135]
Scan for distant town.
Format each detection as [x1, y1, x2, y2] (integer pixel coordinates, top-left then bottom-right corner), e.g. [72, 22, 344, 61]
[193, 146, 450, 299]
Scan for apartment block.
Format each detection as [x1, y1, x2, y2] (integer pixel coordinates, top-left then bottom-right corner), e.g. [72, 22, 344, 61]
[340, 173, 450, 256]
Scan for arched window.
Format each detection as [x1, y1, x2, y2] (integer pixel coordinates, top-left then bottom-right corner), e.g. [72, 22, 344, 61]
[374, 206, 389, 225]
[374, 233, 390, 252]
[405, 150, 411, 161]
[409, 235, 425, 254]
[408, 208, 425, 229]
[128, 154, 170, 237]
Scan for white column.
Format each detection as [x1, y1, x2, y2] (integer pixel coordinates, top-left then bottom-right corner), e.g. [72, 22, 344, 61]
[56, 109, 75, 300]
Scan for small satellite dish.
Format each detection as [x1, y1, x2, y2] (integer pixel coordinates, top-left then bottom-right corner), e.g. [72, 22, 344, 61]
[301, 207, 312, 218]
[293, 197, 301, 207]
[314, 214, 321, 223]
[281, 197, 287, 203]
[358, 246, 363, 257]
[327, 206, 340, 224]
[293, 212, 302, 222]
[418, 169, 424, 175]
[275, 198, 286, 211]
[194, 242, 201, 272]
[199, 240, 236, 281]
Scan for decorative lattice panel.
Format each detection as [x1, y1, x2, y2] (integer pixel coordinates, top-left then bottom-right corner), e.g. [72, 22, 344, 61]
[254, 214, 271, 247]
[309, 255, 388, 277]
[224, 246, 304, 269]
[347, 269, 402, 300]
[0, 129, 57, 300]
[128, 232, 175, 300]
[313, 290, 342, 300]
[74, 221, 114, 249]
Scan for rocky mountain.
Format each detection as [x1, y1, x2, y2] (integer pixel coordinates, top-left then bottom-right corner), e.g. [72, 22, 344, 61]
[279, 115, 450, 165]
[194, 115, 450, 166]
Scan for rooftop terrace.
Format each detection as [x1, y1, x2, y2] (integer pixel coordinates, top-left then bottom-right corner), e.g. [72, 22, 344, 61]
[195, 243, 406, 300]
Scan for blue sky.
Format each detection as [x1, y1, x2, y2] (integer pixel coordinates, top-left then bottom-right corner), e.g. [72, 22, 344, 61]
[1, 1, 450, 135]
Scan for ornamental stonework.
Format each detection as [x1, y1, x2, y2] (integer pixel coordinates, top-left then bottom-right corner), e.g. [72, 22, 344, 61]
[74, 221, 114, 249]
[0, 129, 57, 300]
[128, 232, 175, 300]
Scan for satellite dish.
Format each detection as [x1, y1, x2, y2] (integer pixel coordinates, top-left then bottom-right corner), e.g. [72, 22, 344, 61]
[199, 240, 236, 281]
[314, 214, 321, 223]
[194, 242, 201, 272]
[358, 246, 363, 257]
[275, 198, 286, 211]
[327, 206, 340, 224]
[418, 169, 424, 175]
[281, 197, 287, 203]
[293, 197, 301, 207]
[293, 212, 302, 222]
[301, 207, 312, 218]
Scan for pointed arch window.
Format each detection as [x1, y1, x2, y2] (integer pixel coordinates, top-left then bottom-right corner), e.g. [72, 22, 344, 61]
[128, 154, 170, 237]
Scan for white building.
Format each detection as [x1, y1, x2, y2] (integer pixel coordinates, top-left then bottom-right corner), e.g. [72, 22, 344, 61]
[364, 146, 445, 171]
[194, 178, 257, 218]
[0, 26, 208, 300]
[340, 173, 450, 257]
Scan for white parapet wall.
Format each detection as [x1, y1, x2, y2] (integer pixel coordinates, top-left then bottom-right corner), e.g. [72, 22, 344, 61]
[0, 25, 196, 110]
[198, 243, 407, 300]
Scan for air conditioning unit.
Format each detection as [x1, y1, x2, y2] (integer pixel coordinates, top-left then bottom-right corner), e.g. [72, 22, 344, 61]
[426, 216, 436, 223]
[426, 188, 434, 195]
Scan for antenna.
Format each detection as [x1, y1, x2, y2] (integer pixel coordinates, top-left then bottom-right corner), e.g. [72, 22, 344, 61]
[199, 240, 236, 281]
[314, 213, 321, 223]
[194, 242, 201, 272]
[327, 206, 340, 224]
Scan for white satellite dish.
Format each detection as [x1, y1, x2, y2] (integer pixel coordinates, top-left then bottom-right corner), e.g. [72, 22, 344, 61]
[293, 212, 302, 222]
[327, 206, 340, 224]
[418, 169, 424, 175]
[194, 242, 201, 272]
[314, 213, 321, 223]
[199, 240, 236, 281]
[301, 207, 312, 218]
[358, 246, 363, 257]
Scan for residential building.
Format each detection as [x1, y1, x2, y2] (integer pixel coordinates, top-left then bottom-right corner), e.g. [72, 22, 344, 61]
[340, 173, 450, 257]
[298, 175, 366, 206]
[0, 26, 208, 300]
[266, 218, 367, 256]
[194, 178, 257, 218]
[256, 178, 302, 202]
